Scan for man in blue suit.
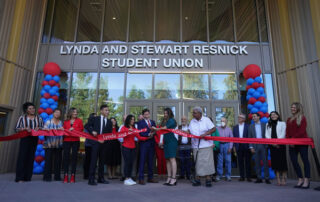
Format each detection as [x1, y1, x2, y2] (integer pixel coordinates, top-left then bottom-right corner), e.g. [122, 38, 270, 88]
[233, 114, 251, 182]
[137, 109, 157, 185]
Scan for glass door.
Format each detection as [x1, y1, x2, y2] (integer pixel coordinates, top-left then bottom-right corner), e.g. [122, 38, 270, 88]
[125, 101, 152, 120]
[183, 101, 211, 123]
[152, 102, 180, 127]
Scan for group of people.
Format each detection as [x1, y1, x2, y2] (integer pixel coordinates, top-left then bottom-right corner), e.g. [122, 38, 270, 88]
[14, 101, 312, 189]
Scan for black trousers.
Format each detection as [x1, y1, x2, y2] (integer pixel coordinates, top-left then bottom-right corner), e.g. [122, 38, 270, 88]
[43, 148, 62, 180]
[83, 146, 92, 179]
[15, 136, 38, 182]
[122, 146, 136, 178]
[89, 142, 107, 180]
[237, 147, 251, 178]
[63, 141, 80, 175]
[289, 145, 310, 178]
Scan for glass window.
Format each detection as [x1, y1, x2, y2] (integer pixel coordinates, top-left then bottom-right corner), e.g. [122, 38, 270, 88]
[128, 106, 148, 120]
[156, 0, 180, 42]
[183, 74, 209, 99]
[235, 0, 259, 42]
[186, 106, 207, 123]
[42, 0, 55, 43]
[154, 74, 180, 99]
[129, 0, 154, 42]
[70, 73, 97, 121]
[215, 107, 235, 128]
[103, 0, 129, 42]
[50, 0, 78, 43]
[212, 74, 238, 100]
[264, 74, 275, 113]
[98, 73, 124, 124]
[257, 0, 268, 42]
[126, 74, 152, 99]
[0, 109, 9, 136]
[182, 0, 207, 42]
[76, 0, 103, 42]
[58, 72, 71, 117]
[156, 106, 176, 126]
[208, 0, 234, 42]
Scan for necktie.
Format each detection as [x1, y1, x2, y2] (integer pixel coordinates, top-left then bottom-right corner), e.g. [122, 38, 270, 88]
[147, 120, 151, 128]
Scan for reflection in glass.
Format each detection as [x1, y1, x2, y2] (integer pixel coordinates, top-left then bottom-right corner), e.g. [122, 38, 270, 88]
[77, 0, 103, 42]
[128, 106, 148, 120]
[257, 0, 268, 42]
[103, 0, 129, 42]
[129, 0, 154, 42]
[58, 72, 71, 117]
[182, 0, 207, 42]
[183, 74, 209, 99]
[212, 74, 238, 100]
[208, 0, 234, 42]
[42, 0, 55, 43]
[215, 107, 235, 128]
[0, 110, 9, 136]
[264, 74, 275, 113]
[154, 74, 180, 99]
[156, 0, 180, 42]
[234, 0, 259, 42]
[70, 73, 97, 121]
[99, 73, 124, 124]
[156, 106, 176, 126]
[126, 74, 152, 99]
[50, 0, 78, 43]
[187, 106, 207, 123]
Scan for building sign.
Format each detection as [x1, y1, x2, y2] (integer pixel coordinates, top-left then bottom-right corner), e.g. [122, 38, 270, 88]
[59, 44, 248, 69]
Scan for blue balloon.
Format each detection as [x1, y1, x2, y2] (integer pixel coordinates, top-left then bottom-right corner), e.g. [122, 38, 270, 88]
[40, 112, 48, 120]
[246, 78, 254, 85]
[39, 136, 45, 141]
[40, 150, 45, 157]
[253, 91, 260, 99]
[52, 86, 59, 92]
[257, 87, 264, 94]
[261, 117, 268, 123]
[56, 92, 60, 97]
[251, 107, 259, 114]
[261, 107, 268, 113]
[247, 104, 253, 110]
[33, 166, 44, 174]
[35, 151, 40, 156]
[48, 114, 54, 119]
[254, 76, 262, 83]
[53, 75, 60, 82]
[50, 105, 57, 110]
[248, 88, 255, 95]
[42, 102, 49, 109]
[49, 89, 56, 96]
[261, 93, 266, 98]
[34, 161, 39, 167]
[254, 101, 262, 108]
[40, 161, 45, 167]
[47, 98, 55, 105]
[43, 85, 51, 91]
[246, 95, 252, 101]
[37, 144, 43, 151]
[40, 98, 47, 104]
[40, 90, 46, 96]
[44, 75, 53, 81]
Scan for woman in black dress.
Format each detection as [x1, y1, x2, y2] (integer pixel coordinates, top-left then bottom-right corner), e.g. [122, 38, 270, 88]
[265, 111, 287, 185]
[105, 117, 121, 179]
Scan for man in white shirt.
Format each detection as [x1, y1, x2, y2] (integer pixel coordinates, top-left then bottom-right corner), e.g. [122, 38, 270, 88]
[188, 107, 216, 187]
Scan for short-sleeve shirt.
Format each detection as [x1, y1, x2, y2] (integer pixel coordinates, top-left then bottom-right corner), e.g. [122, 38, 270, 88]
[188, 116, 215, 149]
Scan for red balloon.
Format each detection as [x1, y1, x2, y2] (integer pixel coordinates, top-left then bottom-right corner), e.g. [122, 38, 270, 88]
[55, 83, 60, 88]
[35, 156, 44, 163]
[248, 114, 253, 120]
[38, 108, 45, 114]
[43, 62, 61, 76]
[48, 80, 56, 86]
[258, 97, 266, 103]
[52, 95, 59, 101]
[43, 93, 50, 99]
[38, 140, 44, 144]
[243, 64, 262, 79]
[248, 97, 257, 104]
[45, 108, 53, 115]
[41, 81, 49, 87]
[268, 160, 271, 167]
[251, 82, 260, 89]
[264, 112, 270, 118]
[258, 111, 264, 118]
[246, 85, 252, 91]
[259, 83, 265, 88]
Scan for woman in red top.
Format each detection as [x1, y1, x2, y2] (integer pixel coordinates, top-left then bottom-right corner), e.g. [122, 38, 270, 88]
[286, 102, 310, 189]
[120, 114, 152, 185]
[62, 107, 84, 183]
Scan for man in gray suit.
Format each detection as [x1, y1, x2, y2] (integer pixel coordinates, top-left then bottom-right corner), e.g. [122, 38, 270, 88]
[248, 113, 271, 184]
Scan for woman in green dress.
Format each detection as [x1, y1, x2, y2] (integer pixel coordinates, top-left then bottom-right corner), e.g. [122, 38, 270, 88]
[153, 108, 178, 186]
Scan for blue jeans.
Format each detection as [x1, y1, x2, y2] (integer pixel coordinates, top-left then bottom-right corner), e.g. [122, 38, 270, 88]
[217, 143, 231, 178]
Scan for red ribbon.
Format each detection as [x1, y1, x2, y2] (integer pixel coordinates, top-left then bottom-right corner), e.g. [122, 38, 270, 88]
[0, 128, 314, 148]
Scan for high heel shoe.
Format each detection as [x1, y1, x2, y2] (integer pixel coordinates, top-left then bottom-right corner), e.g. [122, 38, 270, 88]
[163, 177, 171, 186]
[294, 182, 303, 188]
[168, 178, 177, 186]
[301, 182, 310, 189]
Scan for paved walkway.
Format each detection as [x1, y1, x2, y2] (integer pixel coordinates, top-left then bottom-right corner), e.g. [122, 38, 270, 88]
[0, 174, 319, 202]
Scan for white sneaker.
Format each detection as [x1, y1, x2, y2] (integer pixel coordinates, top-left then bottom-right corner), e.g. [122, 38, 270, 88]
[129, 178, 136, 185]
[124, 179, 135, 185]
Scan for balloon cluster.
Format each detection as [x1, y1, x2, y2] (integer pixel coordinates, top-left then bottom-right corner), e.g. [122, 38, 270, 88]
[33, 62, 61, 174]
[243, 64, 269, 123]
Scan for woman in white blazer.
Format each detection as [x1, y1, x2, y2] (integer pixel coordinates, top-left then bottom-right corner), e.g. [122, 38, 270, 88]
[265, 111, 288, 186]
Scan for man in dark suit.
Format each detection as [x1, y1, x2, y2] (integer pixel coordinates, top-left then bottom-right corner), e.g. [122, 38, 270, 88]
[248, 113, 270, 184]
[233, 114, 251, 182]
[87, 105, 112, 185]
[136, 109, 157, 185]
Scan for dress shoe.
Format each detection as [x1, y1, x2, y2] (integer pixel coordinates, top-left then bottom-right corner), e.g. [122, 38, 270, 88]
[205, 180, 212, 187]
[70, 174, 75, 183]
[168, 178, 177, 186]
[138, 180, 146, 185]
[63, 175, 69, 183]
[247, 178, 252, 182]
[88, 179, 97, 186]
[147, 179, 158, 183]
[192, 180, 201, 187]
[265, 179, 271, 184]
[97, 178, 109, 184]
[255, 179, 263, 183]
[239, 177, 245, 181]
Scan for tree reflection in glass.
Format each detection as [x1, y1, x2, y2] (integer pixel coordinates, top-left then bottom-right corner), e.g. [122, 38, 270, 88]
[126, 74, 152, 99]
[183, 74, 209, 99]
[154, 74, 180, 99]
[212, 74, 237, 100]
